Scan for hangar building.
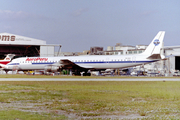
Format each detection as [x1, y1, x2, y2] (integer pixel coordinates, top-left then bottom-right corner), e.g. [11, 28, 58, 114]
[0, 33, 61, 59]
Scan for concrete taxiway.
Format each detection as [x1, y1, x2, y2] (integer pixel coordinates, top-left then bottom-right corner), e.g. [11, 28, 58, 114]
[0, 78, 179, 81]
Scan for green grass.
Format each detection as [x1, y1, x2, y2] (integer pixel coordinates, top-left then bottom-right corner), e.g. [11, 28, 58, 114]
[0, 74, 173, 78]
[0, 110, 67, 120]
[0, 81, 179, 119]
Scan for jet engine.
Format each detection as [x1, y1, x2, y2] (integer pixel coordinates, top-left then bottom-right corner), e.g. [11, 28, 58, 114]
[44, 65, 62, 72]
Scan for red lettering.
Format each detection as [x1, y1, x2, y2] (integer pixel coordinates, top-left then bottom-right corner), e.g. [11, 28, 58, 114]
[0, 35, 16, 41]
[26, 58, 48, 61]
[2, 36, 10, 41]
[11, 36, 15, 41]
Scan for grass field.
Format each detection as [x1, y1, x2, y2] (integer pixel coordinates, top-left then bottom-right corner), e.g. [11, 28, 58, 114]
[0, 74, 170, 79]
[0, 76, 179, 119]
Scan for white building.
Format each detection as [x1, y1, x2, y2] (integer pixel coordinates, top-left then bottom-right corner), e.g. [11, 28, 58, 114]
[0, 33, 61, 58]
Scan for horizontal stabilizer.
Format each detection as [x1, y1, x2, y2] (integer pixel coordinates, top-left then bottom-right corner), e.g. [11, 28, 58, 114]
[147, 54, 162, 59]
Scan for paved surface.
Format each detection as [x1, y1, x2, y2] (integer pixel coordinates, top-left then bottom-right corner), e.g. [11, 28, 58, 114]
[0, 78, 179, 81]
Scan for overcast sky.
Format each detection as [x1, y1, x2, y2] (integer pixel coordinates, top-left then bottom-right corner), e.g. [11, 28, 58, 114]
[0, 0, 179, 52]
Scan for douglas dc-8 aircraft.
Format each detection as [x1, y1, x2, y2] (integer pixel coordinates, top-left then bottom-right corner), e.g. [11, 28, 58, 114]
[1, 31, 165, 75]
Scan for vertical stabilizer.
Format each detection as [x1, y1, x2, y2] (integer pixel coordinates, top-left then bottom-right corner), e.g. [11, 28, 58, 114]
[142, 31, 165, 59]
[4, 54, 15, 61]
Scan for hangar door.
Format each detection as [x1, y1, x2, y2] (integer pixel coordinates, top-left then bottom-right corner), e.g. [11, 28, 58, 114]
[175, 56, 180, 70]
[0, 45, 40, 58]
[40, 46, 54, 57]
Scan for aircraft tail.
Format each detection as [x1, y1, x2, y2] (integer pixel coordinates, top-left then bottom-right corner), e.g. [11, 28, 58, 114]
[4, 54, 15, 61]
[142, 31, 165, 59]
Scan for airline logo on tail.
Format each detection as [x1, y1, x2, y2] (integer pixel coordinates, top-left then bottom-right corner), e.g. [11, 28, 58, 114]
[0, 54, 15, 65]
[153, 39, 160, 46]
[5, 58, 10, 61]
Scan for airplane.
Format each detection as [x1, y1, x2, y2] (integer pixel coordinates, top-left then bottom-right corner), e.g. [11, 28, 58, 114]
[0, 54, 15, 65]
[1, 31, 165, 75]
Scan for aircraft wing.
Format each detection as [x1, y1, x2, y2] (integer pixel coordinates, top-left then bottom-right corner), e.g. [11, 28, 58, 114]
[55, 59, 89, 70]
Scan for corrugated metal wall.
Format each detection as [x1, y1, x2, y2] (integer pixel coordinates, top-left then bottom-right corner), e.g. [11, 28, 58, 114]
[40, 46, 54, 57]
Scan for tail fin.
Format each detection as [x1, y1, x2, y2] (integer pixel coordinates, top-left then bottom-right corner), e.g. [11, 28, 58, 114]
[4, 54, 15, 61]
[142, 31, 165, 59]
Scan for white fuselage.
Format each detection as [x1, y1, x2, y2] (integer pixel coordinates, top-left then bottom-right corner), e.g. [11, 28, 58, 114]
[4, 54, 156, 71]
